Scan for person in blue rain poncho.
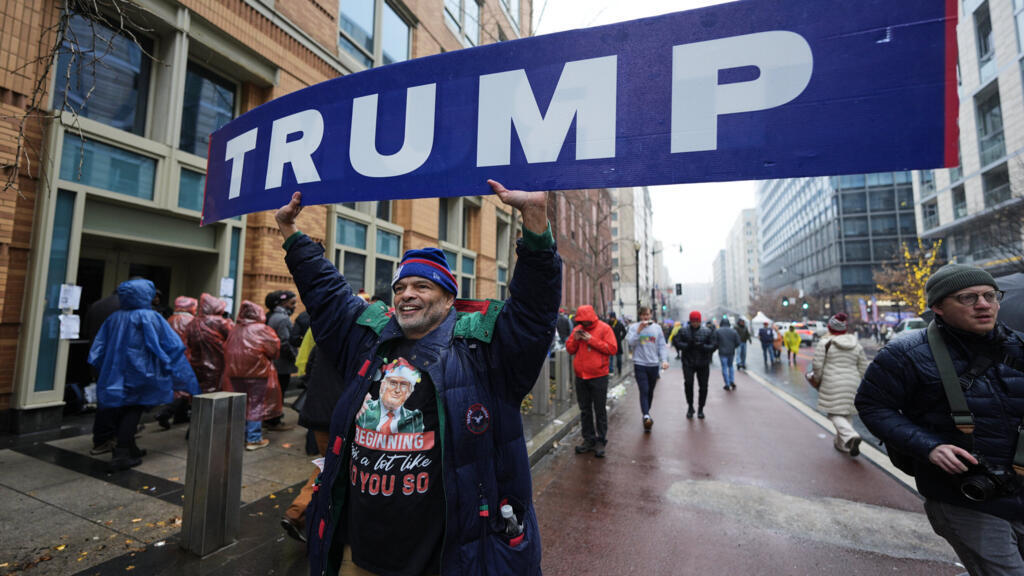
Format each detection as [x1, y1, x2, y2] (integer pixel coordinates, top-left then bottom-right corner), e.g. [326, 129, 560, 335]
[89, 278, 199, 471]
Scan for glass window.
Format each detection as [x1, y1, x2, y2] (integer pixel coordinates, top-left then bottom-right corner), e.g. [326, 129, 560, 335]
[1017, 0, 1024, 54]
[872, 238, 898, 260]
[842, 217, 868, 237]
[898, 212, 917, 235]
[229, 227, 241, 284]
[870, 214, 898, 235]
[337, 217, 367, 248]
[922, 201, 939, 230]
[896, 187, 914, 209]
[376, 200, 391, 221]
[869, 189, 895, 212]
[841, 192, 866, 214]
[461, 276, 473, 298]
[866, 172, 893, 187]
[443, 250, 458, 269]
[54, 14, 152, 135]
[445, 0, 460, 29]
[497, 266, 508, 300]
[952, 185, 967, 219]
[343, 252, 366, 292]
[36, 190, 75, 392]
[375, 258, 394, 303]
[841, 264, 873, 287]
[439, 198, 449, 242]
[60, 135, 156, 199]
[340, 0, 375, 61]
[843, 240, 870, 262]
[377, 229, 400, 257]
[179, 63, 236, 157]
[339, 34, 373, 68]
[178, 168, 205, 211]
[382, 3, 410, 64]
[919, 170, 935, 196]
[976, 88, 1004, 166]
[976, 3, 995, 81]
[894, 171, 912, 184]
[462, 255, 475, 275]
[838, 174, 865, 189]
[464, 0, 479, 45]
[982, 164, 1011, 207]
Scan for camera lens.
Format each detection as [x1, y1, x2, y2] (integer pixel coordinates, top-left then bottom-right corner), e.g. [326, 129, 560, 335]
[960, 476, 995, 502]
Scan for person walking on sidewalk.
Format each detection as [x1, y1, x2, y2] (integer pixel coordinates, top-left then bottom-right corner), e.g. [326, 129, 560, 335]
[609, 312, 627, 377]
[221, 300, 283, 451]
[155, 295, 198, 429]
[856, 264, 1024, 575]
[275, 181, 558, 576]
[783, 325, 802, 366]
[716, 318, 741, 390]
[265, 290, 298, 432]
[758, 321, 775, 366]
[810, 313, 867, 455]
[625, 306, 669, 432]
[88, 279, 198, 471]
[567, 305, 618, 457]
[185, 293, 233, 394]
[673, 311, 717, 419]
[735, 318, 752, 370]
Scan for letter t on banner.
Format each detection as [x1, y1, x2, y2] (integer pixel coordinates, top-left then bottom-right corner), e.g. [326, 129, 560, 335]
[671, 31, 813, 153]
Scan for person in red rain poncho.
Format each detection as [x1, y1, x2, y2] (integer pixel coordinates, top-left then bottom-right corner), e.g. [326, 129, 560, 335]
[155, 296, 200, 429]
[221, 300, 283, 450]
[185, 293, 234, 394]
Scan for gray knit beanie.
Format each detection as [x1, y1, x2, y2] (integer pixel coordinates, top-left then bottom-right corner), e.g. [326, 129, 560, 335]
[925, 264, 998, 307]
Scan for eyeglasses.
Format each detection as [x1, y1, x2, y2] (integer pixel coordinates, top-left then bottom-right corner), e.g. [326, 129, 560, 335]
[952, 290, 1004, 306]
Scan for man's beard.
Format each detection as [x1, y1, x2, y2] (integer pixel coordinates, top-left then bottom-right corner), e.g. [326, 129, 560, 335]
[396, 300, 450, 336]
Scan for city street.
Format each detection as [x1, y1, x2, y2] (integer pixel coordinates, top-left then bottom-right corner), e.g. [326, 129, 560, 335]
[531, 345, 962, 575]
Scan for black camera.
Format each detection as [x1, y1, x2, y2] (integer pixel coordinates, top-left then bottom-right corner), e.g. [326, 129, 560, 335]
[958, 454, 1020, 502]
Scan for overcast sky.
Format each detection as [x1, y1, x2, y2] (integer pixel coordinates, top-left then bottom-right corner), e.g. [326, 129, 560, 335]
[533, 0, 757, 285]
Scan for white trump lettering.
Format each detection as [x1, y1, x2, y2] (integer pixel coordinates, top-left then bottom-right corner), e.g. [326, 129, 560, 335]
[476, 55, 617, 166]
[671, 31, 813, 154]
[225, 128, 258, 199]
[350, 83, 437, 178]
[265, 109, 324, 190]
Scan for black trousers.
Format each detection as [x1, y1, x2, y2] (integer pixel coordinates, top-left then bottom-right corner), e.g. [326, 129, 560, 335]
[682, 364, 710, 409]
[113, 405, 145, 458]
[575, 375, 609, 444]
[92, 406, 117, 447]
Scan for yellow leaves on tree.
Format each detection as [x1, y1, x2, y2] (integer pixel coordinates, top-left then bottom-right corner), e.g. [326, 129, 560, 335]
[873, 239, 943, 314]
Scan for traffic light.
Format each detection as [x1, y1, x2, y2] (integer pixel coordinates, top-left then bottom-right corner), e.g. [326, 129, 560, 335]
[801, 300, 809, 310]
[675, 283, 682, 296]
[661, 304, 667, 312]
[782, 297, 790, 307]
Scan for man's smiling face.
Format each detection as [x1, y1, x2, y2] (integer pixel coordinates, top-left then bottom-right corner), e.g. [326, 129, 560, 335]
[392, 276, 454, 340]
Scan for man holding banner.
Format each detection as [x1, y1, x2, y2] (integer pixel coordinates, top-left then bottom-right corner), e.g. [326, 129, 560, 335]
[275, 181, 559, 576]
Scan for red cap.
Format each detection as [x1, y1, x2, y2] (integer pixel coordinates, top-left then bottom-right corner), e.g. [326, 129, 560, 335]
[689, 311, 701, 322]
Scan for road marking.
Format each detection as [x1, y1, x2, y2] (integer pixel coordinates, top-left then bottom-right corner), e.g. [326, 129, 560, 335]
[666, 479, 954, 563]
[742, 369, 918, 492]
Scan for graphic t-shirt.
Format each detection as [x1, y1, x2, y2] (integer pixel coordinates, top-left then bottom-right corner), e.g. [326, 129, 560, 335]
[346, 340, 443, 576]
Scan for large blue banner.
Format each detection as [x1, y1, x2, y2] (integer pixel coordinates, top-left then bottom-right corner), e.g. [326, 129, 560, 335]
[202, 0, 957, 224]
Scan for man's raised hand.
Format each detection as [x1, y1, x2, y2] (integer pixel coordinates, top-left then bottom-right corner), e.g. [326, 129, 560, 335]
[275, 191, 303, 239]
[488, 179, 549, 234]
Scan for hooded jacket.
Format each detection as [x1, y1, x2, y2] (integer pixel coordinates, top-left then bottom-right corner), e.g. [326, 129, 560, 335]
[268, 305, 298, 375]
[735, 321, 752, 344]
[715, 321, 741, 356]
[168, 296, 197, 348]
[811, 333, 867, 415]
[855, 319, 1024, 521]
[185, 293, 234, 393]
[222, 300, 283, 422]
[672, 323, 717, 366]
[88, 279, 199, 408]
[783, 329, 802, 353]
[285, 228, 560, 576]
[565, 305, 618, 379]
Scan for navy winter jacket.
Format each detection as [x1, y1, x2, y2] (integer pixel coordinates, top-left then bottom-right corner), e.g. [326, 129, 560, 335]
[855, 319, 1024, 520]
[285, 231, 560, 576]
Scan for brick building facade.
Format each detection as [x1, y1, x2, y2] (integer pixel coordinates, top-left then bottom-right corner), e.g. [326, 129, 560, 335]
[0, 0, 535, 433]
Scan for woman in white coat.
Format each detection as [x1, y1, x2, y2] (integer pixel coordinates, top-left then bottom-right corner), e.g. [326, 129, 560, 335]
[811, 313, 868, 456]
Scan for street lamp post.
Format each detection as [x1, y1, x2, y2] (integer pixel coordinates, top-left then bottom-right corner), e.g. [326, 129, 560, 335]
[634, 241, 641, 319]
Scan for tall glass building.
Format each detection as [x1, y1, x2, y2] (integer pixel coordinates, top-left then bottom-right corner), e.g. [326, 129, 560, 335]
[757, 172, 922, 316]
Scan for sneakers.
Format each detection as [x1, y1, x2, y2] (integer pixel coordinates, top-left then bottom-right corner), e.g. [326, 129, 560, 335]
[264, 422, 295, 432]
[730, 383, 737, 390]
[723, 385, 731, 391]
[574, 440, 595, 454]
[246, 439, 270, 451]
[686, 407, 695, 419]
[280, 516, 307, 543]
[848, 437, 862, 457]
[642, 415, 653, 432]
[89, 439, 116, 455]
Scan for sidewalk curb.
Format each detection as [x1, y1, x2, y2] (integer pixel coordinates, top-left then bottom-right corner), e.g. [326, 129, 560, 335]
[742, 369, 919, 494]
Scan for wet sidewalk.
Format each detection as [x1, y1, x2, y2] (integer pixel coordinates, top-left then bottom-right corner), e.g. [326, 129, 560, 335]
[531, 361, 962, 575]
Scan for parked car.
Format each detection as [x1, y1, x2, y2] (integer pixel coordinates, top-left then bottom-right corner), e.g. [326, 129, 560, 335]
[805, 321, 828, 338]
[895, 317, 927, 334]
[790, 322, 815, 346]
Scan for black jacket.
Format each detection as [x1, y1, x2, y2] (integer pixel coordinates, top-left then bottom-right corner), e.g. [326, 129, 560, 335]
[735, 323, 752, 344]
[610, 319, 627, 348]
[672, 324, 717, 367]
[855, 319, 1024, 520]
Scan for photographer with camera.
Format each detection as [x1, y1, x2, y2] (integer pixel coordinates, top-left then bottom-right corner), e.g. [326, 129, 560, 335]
[856, 264, 1024, 575]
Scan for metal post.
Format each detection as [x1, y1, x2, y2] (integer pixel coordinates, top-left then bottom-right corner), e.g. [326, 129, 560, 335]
[556, 350, 573, 402]
[531, 360, 550, 415]
[182, 391, 246, 557]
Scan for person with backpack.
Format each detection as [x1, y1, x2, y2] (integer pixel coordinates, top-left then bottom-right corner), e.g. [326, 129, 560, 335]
[856, 264, 1024, 574]
[809, 313, 867, 455]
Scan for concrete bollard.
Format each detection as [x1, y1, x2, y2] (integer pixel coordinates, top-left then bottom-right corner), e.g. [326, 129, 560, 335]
[182, 391, 246, 557]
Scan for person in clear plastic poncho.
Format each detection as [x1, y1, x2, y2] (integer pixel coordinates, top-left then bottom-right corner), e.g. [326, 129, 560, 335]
[222, 300, 283, 450]
[89, 278, 198, 471]
[185, 293, 234, 393]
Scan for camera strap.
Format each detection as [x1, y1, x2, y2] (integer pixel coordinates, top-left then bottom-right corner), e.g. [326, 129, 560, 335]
[928, 322, 1024, 475]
